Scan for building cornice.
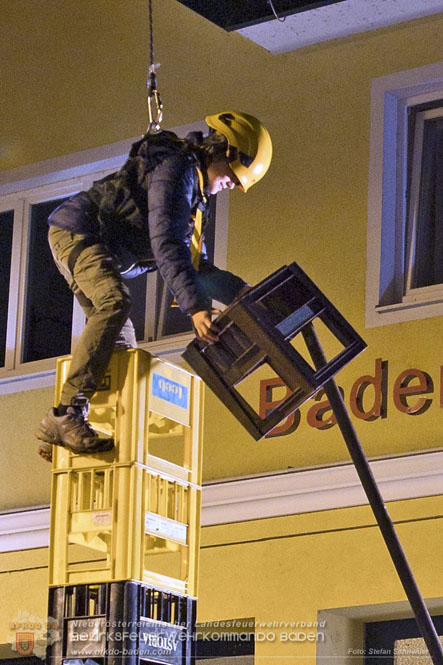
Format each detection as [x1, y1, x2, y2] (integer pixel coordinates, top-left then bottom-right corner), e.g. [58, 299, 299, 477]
[1, 450, 443, 552]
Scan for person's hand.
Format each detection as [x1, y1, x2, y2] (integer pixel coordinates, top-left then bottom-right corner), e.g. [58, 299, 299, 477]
[191, 309, 221, 343]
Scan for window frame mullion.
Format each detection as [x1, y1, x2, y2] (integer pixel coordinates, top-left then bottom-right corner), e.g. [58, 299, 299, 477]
[13, 181, 87, 372]
[145, 271, 159, 342]
[404, 107, 443, 300]
[14, 198, 32, 368]
[404, 110, 426, 294]
[2, 200, 24, 372]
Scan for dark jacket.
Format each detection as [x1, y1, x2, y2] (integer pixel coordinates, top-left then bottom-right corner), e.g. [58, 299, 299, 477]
[49, 131, 213, 314]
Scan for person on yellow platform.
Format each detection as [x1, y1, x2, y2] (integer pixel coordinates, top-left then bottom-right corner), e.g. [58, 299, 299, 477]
[35, 111, 272, 460]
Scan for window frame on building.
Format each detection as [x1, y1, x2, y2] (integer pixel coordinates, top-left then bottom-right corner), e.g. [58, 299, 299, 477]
[403, 106, 443, 299]
[0, 123, 229, 393]
[366, 60, 443, 327]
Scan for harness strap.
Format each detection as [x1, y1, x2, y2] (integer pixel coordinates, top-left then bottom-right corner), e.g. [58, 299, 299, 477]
[67, 167, 207, 310]
[171, 167, 207, 309]
[190, 167, 207, 271]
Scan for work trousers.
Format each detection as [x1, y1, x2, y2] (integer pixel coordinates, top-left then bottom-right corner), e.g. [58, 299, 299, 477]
[49, 226, 136, 404]
[48, 226, 245, 405]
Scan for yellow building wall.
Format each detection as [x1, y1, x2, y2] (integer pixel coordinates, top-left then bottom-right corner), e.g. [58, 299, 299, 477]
[0, 549, 49, 656]
[2, 496, 443, 662]
[198, 495, 443, 663]
[0, 388, 52, 509]
[2, 1, 443, 661]
[3, 2, 443, 489]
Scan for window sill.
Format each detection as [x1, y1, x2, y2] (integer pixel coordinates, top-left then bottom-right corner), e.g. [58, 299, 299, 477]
[0, 335, 196, 396]
[376, 285, 443, 312]
[376, 299, 443, 313]
[140, 333, 195, 367]
[0, 366, 56, 395]
[370, 297, 443, 327]
[403, 284, 443, 304]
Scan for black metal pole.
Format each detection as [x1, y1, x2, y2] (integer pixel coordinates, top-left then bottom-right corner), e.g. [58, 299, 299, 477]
[302, 324, 443, 665]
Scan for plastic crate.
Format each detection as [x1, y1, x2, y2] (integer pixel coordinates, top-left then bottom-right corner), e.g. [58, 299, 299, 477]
[183, 263, 366, 440]
[49, 463, 201, 594]
[46, 581, 196, 665]
[53, 350, 202, 484]
[49, 350, 203, 596]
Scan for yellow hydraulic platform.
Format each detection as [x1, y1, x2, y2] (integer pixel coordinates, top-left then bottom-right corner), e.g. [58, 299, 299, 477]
[48, 349, 203, 597]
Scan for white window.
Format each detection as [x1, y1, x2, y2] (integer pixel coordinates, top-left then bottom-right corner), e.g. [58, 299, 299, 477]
[0, 124, 229, 393]
[366, 61, 443, 327]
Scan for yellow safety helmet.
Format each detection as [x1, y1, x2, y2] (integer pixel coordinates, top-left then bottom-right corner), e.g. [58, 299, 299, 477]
[205, 111, 272, 193]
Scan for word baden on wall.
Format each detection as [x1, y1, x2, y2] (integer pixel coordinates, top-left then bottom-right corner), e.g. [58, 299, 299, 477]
[259, 358, 438, 437]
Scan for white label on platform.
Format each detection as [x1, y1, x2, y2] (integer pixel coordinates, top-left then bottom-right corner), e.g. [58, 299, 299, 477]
[144, 512, 187, 543]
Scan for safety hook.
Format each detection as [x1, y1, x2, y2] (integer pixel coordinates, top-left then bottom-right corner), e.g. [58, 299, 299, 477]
[147, 63, 163, 133]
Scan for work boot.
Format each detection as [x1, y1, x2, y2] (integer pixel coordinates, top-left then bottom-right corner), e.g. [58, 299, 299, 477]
[35, 403, 114, 461]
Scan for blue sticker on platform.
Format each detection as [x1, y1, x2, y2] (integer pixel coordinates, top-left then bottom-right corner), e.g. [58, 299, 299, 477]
[152, 373, 188, 409]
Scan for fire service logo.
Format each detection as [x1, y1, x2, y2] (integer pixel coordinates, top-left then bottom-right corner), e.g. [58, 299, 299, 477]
[15, 632, 34, 656]
[8, 610, 60, 659]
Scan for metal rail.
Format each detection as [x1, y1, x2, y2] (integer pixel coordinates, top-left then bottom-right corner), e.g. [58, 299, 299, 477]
[302, 323, 443, 665]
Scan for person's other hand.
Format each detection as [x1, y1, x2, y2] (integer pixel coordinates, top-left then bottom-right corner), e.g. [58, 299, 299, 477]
[191, 309, 221, 343]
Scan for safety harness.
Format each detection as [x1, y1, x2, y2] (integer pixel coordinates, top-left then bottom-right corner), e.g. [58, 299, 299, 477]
[190, 167, 207, 271]
[67, 163, 207, 281]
